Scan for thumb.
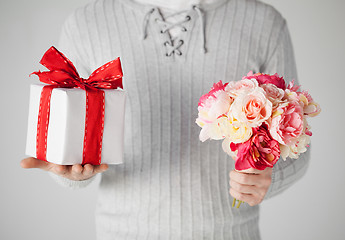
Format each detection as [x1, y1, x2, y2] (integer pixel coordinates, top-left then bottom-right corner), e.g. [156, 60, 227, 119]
[20, 157, 52, 171]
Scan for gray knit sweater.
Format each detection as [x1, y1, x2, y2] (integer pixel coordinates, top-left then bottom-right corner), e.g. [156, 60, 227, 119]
[53, 0, 310, 239]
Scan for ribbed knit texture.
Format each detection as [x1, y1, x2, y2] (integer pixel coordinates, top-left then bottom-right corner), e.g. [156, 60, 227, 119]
[55, 0, 311, 239]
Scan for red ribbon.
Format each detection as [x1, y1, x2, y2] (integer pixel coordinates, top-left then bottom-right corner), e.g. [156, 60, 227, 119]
[32, 46, 123, 165]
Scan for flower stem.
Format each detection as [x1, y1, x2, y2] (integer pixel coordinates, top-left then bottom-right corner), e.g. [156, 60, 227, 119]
[236, 200, 243, 208]
[232, 198, 236, 207]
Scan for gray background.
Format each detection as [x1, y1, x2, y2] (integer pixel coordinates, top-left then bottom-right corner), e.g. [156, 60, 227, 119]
[1, 0, 344, 239]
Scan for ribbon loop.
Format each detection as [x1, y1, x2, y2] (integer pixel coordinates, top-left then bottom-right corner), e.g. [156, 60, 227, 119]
[39, 46, 79, 77]
[31, 46, 123, 90]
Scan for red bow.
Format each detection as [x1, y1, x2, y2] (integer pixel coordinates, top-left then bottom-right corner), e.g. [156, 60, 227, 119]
[32, 46, 123, 165]
[32, 46, 123, 90]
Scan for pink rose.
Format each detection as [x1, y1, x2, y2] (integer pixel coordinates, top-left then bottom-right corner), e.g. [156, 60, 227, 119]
[243, 72, 286, 90]
[269, 100, 304, 145]
[230, 124, 280, 171]
[225, 78, 258, 97]
[229, 87, 272, 127]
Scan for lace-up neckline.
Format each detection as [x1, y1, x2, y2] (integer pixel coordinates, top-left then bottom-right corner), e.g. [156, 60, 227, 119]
[155, 11, 191, 35]
[142, 5, 207, 59]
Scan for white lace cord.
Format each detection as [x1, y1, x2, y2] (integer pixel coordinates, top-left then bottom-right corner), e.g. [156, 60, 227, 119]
[143, 8, 155, 40]
[156, 10, 191, 57]
[193, 5, 207, 53]
[165, 39, 184, 56]
[142, 6, 207, 55]
[156, 10, 190, 33]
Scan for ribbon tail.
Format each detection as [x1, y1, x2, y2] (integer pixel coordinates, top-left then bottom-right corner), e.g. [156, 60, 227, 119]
[30, 70, 78, 86]
[82, 88, 105, 165]
[36, 85, 57, 161]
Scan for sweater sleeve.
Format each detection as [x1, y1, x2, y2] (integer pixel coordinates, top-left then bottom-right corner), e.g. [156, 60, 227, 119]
[49, 172, 96, 189]
[260, 19, 311, 199]
[48, 11, 96, 189]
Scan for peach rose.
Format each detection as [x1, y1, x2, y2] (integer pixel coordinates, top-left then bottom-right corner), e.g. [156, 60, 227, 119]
[261, 83, 285, 109]
[229, 87, 272, 127]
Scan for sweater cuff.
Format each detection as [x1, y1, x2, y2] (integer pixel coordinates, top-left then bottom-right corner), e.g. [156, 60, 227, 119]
[265, 165, 276, 200]
[49, 172, 95, 189]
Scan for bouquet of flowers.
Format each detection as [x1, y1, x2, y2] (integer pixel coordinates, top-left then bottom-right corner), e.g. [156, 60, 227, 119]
[196, 72, 320, 208]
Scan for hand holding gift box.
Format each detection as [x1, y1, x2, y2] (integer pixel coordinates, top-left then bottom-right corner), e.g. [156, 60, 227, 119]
[25, 46, 126, 167]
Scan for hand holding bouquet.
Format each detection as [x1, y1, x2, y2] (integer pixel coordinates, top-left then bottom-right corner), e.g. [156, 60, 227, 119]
[196, 72, 320, 207]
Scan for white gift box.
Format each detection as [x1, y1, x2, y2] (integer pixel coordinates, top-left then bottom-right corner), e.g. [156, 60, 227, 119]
[25, 84, 126, 165]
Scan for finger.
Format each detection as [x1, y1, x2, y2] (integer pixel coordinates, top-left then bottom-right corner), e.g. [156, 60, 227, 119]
[71, 164, 83, 174]
[229, 179, 259, 195]
[229, 188, 259, 206]
[20, 157, 52, 171]
[229, 188, 252, 202]
[53, 165, 69, 176]
[93, 164, 109, 174]
[229, 170, 259, 186]
[82, 164, 94, 177]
